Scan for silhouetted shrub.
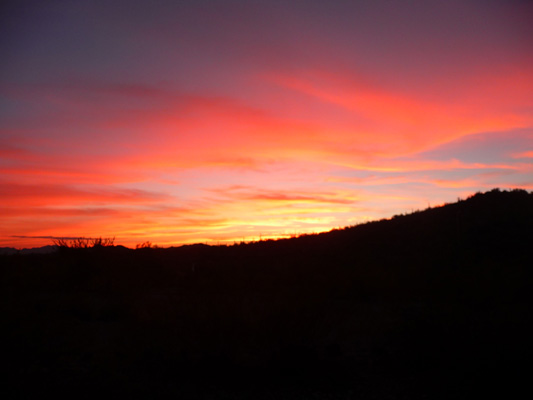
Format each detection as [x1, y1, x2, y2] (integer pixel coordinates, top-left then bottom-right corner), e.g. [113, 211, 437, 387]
[52, 236, 115, 248]
[136, 241, 157, 249]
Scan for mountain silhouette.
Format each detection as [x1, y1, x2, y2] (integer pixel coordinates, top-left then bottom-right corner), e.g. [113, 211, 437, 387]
[1, 188, 531, 399]
[0, 245, 58, 255]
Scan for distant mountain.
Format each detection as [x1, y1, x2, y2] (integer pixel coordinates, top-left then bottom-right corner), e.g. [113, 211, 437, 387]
[0, 244, 58, 255]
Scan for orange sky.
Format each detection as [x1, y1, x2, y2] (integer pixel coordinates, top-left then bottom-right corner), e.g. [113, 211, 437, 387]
[1, 0, 532, 248]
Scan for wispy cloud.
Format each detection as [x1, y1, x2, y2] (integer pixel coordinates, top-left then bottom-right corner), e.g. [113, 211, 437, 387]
[0, 182, 170, 206]
[10, 235, 107, 240]
[513, 151, 533, 159]
[268, 70, 533, 157]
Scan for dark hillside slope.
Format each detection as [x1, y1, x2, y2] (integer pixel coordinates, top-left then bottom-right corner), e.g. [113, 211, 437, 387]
[1, 189, 532, 399]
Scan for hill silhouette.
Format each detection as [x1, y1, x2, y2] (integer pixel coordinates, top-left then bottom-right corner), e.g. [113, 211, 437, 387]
[1, 188, 531, 399]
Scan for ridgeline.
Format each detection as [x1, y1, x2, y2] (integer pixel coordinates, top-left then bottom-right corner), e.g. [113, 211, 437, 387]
[2, 189, 532, 399]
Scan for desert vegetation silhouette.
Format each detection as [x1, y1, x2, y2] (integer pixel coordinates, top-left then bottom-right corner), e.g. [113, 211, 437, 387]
[52, 236, 115, 248]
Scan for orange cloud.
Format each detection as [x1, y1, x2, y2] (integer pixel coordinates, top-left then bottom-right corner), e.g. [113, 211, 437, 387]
[0, 181, 169, 207]
[513, 151, 533, 159]
[336, 158, 524, 173]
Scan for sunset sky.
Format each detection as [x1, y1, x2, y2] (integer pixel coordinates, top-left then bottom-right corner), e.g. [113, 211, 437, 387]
[1, 0, 532, 248]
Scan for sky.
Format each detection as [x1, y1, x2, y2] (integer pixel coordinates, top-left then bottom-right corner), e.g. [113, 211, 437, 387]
[1, 0, 532, 248]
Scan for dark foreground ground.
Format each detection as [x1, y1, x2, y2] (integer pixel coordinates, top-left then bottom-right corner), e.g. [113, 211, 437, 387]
[1, 189, 532, 399]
